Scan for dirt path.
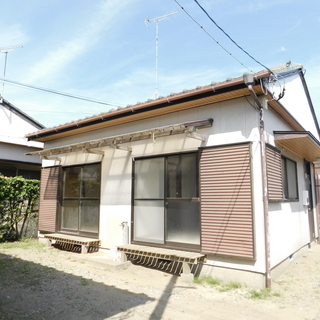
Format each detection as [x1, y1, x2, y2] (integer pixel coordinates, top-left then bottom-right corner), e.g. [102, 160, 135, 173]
[0, 242, 320, 320]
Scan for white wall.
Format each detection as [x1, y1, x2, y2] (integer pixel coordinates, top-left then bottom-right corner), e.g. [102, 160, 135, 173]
[265, 72, 319, 139]
[0, 142, 42, 164]
[0, 105, 41, 139]
[264, 106, 316, 268]
[0, 105, 43, 163]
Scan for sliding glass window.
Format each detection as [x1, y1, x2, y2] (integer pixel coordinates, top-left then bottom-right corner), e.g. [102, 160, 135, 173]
[61, 163, 100, 237]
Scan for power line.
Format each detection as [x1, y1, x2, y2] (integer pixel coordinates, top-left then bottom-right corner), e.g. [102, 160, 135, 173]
[173, 0, 254, 73]
[21, 109, 95, 115]
[0, 77, 125, 108]
[193, 0, 274, 75]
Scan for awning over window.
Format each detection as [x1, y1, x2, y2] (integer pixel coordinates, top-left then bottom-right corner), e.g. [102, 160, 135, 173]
[274, 131, 320, 162]
[26, 118, 213, 157]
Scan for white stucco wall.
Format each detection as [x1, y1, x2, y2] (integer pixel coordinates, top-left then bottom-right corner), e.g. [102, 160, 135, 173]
[0, 105, 41, 140]
[264, 106, 317, 268]
[0, 142, 42, 164]
[0, 105, 43, 164]
[268, 149, 314, 268]
[265, 71, 319, 139]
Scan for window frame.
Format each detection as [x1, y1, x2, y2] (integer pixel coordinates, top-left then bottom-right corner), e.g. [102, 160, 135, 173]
[131, 151, 200, 250]
[281, 156, 299, 201]
[266, 144, 299, 203]
[59, 162, 101, 238]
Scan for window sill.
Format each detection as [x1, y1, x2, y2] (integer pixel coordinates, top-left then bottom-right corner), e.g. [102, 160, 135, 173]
[268, 198, 299, 203]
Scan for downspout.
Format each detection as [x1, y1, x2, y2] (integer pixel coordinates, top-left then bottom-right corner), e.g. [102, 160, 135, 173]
[244, 73, 271, 288]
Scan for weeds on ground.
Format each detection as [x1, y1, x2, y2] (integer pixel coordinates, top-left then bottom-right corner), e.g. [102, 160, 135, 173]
[16, 262, 30, 274]
[248, 288, 281, 299]
[194, 276, 242, 292]
[219, 281, 242, 292]
[194, 276, 222, 286]
[194, 276, 281, 299]
[0, 238, 44, 250]
[80, 278, 89, 286]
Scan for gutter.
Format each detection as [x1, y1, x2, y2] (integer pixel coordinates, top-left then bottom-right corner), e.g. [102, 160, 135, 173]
[26, 70, 272, 141]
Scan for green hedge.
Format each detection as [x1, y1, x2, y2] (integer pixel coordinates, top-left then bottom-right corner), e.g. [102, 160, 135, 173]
[0, 175, 40, 242]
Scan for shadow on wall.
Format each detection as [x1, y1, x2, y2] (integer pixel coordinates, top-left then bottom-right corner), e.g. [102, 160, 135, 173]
[0, 252, 154, 319]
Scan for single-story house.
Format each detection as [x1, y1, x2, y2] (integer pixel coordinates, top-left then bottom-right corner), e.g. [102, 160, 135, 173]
[0, 99, 44, 179]
[26, 63, 320, 288]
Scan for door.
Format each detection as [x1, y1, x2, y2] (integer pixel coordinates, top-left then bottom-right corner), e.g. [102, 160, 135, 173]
[165, 154, 200, 248]
[133, 153, 200, 249]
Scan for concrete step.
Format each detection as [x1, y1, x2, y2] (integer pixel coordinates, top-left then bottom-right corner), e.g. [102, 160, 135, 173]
[72, 251, 132, 271]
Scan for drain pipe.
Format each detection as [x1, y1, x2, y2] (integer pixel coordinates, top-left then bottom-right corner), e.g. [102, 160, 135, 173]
[244, 73, 271, 288]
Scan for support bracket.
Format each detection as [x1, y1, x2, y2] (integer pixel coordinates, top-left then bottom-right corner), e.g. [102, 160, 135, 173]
[116, 145, 132, 152]
[83, 148, 105, 156]
[42, 155, 61, 162]
[186, 131, 206, 142]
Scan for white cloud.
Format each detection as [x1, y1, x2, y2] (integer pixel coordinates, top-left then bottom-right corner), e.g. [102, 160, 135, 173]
[236, 0, 300, 13]
[0, 24, 29, 47]
[281, 46, 287, 52]
[23, 0, 136, 85]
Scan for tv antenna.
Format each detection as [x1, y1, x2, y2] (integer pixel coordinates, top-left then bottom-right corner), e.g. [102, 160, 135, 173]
[0, 45, 23, 100]
[145, 12, 178, 99]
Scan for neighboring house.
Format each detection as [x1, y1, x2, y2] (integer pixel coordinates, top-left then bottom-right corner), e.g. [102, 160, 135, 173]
[26, 63, 320, 288]
[0, 99, 44, 179]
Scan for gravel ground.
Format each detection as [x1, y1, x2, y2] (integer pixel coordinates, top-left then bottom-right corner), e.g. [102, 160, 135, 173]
[0, 241, 320, 320]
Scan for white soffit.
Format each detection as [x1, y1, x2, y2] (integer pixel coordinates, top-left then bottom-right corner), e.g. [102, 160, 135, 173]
[274, 131, 320, 162]
[26, 118, 213, 157]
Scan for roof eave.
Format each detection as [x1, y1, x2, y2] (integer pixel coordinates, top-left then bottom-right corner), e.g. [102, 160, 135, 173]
[26, 71, 272, 142]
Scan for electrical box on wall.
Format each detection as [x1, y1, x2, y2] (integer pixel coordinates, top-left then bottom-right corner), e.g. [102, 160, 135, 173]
[302, 190, 309, 207]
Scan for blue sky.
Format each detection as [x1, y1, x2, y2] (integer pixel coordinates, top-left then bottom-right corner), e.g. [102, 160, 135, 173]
[1, 0, 320, 128]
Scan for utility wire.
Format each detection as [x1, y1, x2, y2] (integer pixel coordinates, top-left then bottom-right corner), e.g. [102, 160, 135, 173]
[0, 78, 125, 108]
[193, 0, 275, 75]
[20, 109, 94, 115]
[173, 0, 254, 73]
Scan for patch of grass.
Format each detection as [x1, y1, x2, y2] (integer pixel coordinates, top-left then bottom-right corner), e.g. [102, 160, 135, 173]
[16, 262, 30, 274]
[248, 288, 281, 299]
[194, 277, 289, 297]
[0, 238, 44, 250]
[194, 276, 221, 286]
[80, 278, 89, 286]
[219, 281, 242, 292]
[194, 276, 243, 292]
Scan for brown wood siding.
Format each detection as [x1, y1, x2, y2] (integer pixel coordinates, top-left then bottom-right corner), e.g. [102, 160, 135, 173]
[38, 166, 60, 232]
[266, 145, 283, 200]
[200, 143, 254, 259]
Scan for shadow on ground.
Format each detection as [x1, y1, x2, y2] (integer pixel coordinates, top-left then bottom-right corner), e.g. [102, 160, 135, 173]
[127, 254, 202, 277]
[0, 252, 154, 320]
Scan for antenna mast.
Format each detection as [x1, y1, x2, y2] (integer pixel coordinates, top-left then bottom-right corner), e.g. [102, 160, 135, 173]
[145, 12, 177, 99]
[0, 45, 23, 100]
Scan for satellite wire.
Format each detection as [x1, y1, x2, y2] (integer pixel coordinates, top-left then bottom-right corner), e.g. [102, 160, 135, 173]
[173, 0, 254, 73]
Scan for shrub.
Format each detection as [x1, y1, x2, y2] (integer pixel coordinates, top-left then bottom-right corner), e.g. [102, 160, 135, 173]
[0, 175, 40, 242]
